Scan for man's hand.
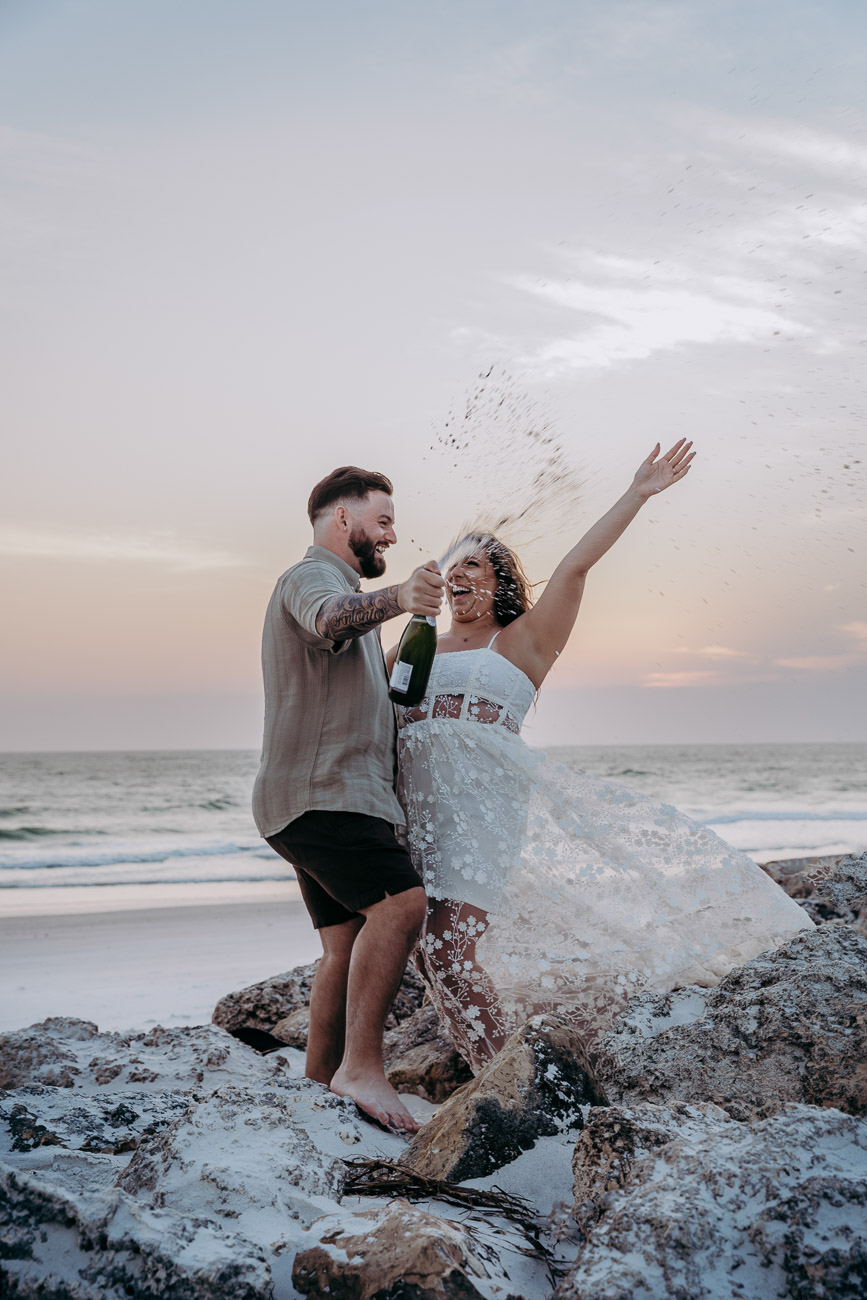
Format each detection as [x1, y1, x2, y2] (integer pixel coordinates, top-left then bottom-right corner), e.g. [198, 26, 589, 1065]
[398, 562, 445, 617]
[632, 439, 695, 499]
[315, 562, 444, 642]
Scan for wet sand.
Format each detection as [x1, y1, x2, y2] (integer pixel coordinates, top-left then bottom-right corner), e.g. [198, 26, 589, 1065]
[0, 882, 321, 1033]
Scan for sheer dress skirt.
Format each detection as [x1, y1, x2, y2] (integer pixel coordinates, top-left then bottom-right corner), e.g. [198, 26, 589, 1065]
[397, 684, 814, 1061]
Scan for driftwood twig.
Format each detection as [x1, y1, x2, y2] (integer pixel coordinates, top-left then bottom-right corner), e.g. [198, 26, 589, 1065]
[342, 1157, 566, 1284]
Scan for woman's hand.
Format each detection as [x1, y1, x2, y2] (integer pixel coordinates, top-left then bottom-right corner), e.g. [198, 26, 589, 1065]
[632, 439, 695, 499]
[492, 437, 697, 690]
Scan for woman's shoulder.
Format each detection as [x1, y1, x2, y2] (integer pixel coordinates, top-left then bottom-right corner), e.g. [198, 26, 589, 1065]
[484, 620, 549, 691]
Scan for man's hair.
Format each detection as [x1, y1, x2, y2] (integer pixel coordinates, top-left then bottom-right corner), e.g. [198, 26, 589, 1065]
[307, 466, 394, 524]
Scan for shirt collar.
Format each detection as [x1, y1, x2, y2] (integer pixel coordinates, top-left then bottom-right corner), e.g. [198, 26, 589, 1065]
[305, 545, 362, 591]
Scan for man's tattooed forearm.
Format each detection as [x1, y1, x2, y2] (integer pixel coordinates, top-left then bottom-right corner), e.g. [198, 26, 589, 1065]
[316, 587, 404, 640]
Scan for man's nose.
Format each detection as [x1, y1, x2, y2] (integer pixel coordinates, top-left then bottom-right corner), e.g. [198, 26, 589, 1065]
[384, 525, 397, 544]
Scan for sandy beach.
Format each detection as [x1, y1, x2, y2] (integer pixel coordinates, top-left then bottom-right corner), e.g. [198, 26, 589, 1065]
[0, 881, 322, 1034]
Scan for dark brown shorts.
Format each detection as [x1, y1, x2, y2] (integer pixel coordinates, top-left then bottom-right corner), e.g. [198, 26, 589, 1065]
[266, 810, 423, 930]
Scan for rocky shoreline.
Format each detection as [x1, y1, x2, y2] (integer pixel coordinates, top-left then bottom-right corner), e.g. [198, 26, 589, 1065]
[2, 852, 866, 1299]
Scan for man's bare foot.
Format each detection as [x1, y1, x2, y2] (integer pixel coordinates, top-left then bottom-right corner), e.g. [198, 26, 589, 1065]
[329, 1065, 420, 1134]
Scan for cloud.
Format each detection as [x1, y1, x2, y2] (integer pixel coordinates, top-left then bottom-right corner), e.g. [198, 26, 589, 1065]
[735, 202, 867, 274]
[774, 653, 861, 672]
[839, 621, 867, 643]
[742, 126, 867, 178]
[643, 669, 719, 688]
[773, 624, 867, 674]
[0, 527, 247, 572]
[506, 256, 808, 375]
[481, 110, 867, 378]
[674, 643, 753, 660]
[770, 622, 867, 675]
[654, 635, 866, 685]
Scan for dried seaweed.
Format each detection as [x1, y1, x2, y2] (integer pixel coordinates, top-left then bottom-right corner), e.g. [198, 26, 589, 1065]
[341, 1156, 567, 1284]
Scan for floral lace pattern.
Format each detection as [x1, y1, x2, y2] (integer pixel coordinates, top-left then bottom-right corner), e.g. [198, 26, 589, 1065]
[398, 649, 815, 1072]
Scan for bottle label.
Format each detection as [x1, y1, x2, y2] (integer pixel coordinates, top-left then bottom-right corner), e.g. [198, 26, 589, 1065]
[389, 660, 413, 692]
[425, 616, 437, 626]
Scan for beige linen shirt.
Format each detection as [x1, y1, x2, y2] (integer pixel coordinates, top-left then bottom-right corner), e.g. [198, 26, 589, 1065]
[252, 545, 404, 838]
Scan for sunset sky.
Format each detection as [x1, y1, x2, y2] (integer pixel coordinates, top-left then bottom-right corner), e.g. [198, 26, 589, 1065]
[2, 0, 865, 750]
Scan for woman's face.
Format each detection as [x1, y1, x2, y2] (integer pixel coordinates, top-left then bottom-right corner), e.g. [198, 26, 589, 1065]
[446, 548, 498, 623]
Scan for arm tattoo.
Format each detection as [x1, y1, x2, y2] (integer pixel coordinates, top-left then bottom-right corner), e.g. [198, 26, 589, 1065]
[315, 586, 404, 640]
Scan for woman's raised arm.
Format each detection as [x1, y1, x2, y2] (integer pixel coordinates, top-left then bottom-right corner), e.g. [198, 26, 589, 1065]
[508, 439, 695, 682]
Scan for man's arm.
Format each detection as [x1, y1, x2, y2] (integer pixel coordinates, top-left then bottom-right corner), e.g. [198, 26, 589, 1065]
[315, 585, 404, 641]
[315, 562, 444, 642]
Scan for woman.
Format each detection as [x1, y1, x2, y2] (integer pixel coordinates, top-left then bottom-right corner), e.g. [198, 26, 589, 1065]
[391, 440, 813, 1071]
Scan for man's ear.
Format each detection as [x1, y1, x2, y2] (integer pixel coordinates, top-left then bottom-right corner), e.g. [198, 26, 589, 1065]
[334, 504, 349, 532]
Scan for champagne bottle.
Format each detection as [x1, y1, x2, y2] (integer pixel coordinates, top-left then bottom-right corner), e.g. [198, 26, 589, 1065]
[388, 615, 437, 706]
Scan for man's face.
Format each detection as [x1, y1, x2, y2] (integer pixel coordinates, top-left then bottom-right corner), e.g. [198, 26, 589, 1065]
[347, 491, 397, 579]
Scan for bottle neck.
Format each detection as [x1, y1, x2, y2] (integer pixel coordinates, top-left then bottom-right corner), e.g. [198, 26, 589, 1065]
[411, 614, 437, 627]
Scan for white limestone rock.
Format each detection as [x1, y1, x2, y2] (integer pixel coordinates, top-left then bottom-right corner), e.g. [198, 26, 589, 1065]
[117, 1082, 352, 1231]
[0, 1017, 293, 1094]
[597, 924, 867, 1120]
[0, 1086, 191, 1158]
[557, 1103, 867, 1300]
[762, 849, 867, 934]
[570, 1100, 731, 1207]
[0, 1164, 272, 1299]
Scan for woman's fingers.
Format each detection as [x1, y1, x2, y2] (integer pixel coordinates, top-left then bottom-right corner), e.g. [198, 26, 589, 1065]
[666, 439, 693, 467]
[673, 454, 696, 479]
[660, 438, 688, 462]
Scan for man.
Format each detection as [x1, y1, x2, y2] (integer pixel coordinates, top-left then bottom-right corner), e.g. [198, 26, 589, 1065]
[253, 466, 444, 1133]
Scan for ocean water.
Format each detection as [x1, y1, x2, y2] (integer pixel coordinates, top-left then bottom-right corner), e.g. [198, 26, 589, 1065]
[0, 744, 864, 893]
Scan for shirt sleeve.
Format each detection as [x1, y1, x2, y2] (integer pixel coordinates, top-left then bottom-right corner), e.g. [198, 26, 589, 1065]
[280, 562, 354, 652]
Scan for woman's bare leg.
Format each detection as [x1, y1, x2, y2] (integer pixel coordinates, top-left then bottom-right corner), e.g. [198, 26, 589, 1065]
[420, 898, 512, 1072]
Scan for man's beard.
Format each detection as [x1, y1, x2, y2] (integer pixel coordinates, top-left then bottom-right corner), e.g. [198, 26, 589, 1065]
[349, 527, 386, 579]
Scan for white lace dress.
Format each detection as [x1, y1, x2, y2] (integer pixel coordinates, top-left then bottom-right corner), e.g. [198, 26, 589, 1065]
[396, 645, 814, 1067]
